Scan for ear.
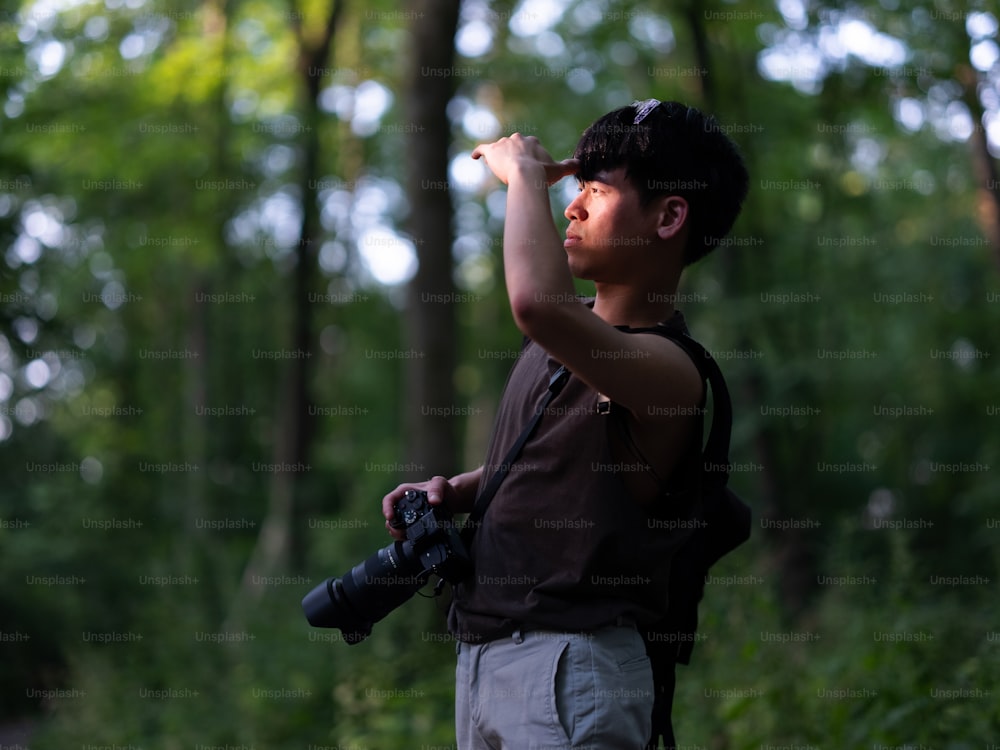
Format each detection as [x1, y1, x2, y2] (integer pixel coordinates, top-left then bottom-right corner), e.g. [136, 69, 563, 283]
[654, 196, 689, 241]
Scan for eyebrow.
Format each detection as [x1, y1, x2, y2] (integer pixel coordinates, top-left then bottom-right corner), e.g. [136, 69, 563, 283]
[577, 171, 615, 186]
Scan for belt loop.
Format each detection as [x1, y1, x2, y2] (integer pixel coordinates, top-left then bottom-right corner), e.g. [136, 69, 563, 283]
[512, 628, 524, 644]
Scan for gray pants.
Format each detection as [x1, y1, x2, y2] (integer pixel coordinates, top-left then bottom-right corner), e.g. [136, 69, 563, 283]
[455, 624, 653, 750]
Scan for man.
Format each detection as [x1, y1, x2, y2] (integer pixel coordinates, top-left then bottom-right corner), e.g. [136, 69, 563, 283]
[383, 100, 749, 749]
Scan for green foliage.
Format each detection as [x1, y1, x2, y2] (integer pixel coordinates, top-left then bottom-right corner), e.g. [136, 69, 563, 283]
[671, 538, 1000, 748]
[3, 0, 1000, 745]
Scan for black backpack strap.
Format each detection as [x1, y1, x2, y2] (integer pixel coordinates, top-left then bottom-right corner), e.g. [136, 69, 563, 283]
[633, 327, 749, 750]
[647, 328, 751, 657]
[658, 331, 733, 488]
[460, 365, 570, 546]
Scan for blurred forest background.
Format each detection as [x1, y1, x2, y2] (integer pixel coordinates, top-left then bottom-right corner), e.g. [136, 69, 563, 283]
[2, 0, 999, 746]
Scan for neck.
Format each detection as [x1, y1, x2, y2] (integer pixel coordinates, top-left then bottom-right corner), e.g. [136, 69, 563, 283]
[589, 242, 685, 327]
[592, 280, 678, 328]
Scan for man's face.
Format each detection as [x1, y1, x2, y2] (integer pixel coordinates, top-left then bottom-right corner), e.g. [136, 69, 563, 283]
[562, 167, 661, 282]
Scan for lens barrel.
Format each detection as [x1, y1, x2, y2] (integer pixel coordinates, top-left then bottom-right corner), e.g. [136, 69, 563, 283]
[301, 539, 427, 643]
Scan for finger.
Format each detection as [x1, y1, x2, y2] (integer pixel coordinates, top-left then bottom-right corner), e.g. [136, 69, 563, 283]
[471, 146, 484, 160]
[425, 475, 450, 506]
[381, 486, 408, 520]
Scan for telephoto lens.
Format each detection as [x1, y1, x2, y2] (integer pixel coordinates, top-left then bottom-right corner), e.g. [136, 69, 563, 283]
[301, 540, 426, 643]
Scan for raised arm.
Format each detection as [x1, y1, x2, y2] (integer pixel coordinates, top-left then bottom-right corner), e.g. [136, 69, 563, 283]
[471, 135, 702, 421]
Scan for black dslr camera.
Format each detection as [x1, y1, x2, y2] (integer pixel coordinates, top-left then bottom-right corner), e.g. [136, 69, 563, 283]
[301, 489, 472, 644]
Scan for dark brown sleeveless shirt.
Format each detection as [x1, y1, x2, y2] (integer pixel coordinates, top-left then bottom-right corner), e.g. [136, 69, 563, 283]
[448, 313, 702, 642]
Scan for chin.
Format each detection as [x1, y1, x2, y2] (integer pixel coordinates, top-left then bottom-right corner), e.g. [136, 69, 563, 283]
[566, 260, 592, 281]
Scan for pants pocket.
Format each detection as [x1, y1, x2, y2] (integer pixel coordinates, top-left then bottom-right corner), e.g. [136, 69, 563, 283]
[552, 639, 576, 743]
[595, 630, 654, 747]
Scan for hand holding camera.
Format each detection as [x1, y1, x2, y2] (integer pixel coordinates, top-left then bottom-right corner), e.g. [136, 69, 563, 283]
[380, 475, 467, 541]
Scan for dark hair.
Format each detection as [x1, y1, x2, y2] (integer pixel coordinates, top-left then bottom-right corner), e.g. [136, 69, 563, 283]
[573, 101, 749, 266]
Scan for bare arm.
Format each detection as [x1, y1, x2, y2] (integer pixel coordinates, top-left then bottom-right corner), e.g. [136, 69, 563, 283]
[445, 467, 483, 513]
[472, 135, 578, 323]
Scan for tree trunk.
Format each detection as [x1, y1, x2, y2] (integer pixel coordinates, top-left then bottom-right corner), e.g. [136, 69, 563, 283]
[403, 0, 462, 481]
[685, 1, 816, 616]
[226, 0, 343, 626]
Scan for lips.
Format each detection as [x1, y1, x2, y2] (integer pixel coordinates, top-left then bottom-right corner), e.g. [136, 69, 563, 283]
[564, 232, 581, 248]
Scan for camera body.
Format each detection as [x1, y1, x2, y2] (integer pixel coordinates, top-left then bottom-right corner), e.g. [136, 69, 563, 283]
[301, 489, 472, 644]
[390, 488, 472, 583]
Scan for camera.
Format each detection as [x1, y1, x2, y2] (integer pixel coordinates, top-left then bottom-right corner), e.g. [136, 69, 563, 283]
[301, 489, 472, 644]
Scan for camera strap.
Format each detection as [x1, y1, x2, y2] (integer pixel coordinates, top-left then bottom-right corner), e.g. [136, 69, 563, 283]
[460, 364, 570, 546]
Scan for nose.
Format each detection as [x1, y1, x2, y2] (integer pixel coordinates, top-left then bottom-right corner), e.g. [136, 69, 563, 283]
[564, 193, 587, 222]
